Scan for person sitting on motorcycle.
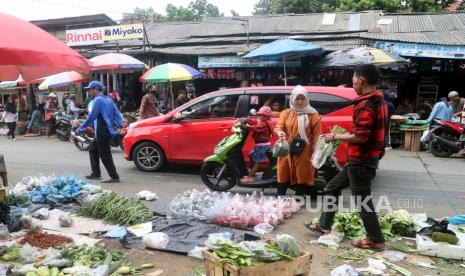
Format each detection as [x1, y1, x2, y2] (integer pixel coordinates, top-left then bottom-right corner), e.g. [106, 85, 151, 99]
[66, 94, 82, 129]
[240, 106, 273, 183]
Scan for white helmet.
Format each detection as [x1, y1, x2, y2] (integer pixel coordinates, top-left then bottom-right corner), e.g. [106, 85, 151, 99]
[448, 91, 459, 99]
[48, 92, 57, 97]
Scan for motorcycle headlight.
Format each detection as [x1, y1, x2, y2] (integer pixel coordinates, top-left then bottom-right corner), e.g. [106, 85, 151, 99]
[128, 122, 139, 132]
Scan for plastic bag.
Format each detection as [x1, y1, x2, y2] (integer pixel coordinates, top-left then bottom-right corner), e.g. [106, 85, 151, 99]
[143, 232, 170, 249]
[32, 208, 49, 220]
[20, 243, 39, 263]
[273, 138, 290, 157]
[59, 214, 74, 227]
[311, 135, 333, 169]
[330, 264, 358, 276]
[253, 223, 274, 235]
[239, 241, 277, 260]
[0, 224, 9, 239]
[276, 234, 301, 258]
[12, 263, 37, 275]
[204, 232, 233, 249]
[137, 190, 159, 201]
[188, 246, 204, 260]
[94, 264, 110, 276]
[82, 184, 103, 195]
[19, 215, 33, 229]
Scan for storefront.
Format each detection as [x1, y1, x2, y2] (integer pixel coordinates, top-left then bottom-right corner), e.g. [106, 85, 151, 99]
[196, 55, 302, 93]
[375, 41, 465, 107]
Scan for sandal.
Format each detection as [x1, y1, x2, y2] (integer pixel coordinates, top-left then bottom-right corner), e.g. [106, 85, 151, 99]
[353, 238, 385, 252]
[303, 223, 327, 237]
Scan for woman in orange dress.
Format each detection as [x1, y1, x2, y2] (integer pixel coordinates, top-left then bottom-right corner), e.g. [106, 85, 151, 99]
[275, 85, 322, 195]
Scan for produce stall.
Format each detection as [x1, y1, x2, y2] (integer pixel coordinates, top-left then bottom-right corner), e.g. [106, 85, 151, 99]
[0, 174, 313, 275]
[399, 120, 429, 151]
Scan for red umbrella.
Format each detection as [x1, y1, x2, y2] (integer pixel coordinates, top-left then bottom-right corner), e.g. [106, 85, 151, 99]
[0, 12, 91, 81]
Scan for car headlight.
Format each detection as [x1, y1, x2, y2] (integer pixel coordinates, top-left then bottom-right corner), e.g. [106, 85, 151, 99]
[128, 122, 139, 132]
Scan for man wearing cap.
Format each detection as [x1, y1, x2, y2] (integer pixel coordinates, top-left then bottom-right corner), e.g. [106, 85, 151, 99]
[77, 81, 123, 183]
[44, 93, 58, 137]
[448, 91, 465, 120]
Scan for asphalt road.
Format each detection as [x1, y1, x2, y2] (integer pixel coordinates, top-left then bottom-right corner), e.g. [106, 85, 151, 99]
[2, 136, 465, 275]
[2, 135, 464, 218]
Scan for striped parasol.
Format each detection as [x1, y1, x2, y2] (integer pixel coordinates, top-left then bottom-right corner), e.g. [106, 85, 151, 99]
[38, 71, 88, 90]
[139, 63, 202, 83]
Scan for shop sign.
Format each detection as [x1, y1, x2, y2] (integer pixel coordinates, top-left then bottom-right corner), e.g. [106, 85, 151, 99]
[375, 41, 465, 59]
[198, 56, 301, 68]
[66, 23, 144, 46]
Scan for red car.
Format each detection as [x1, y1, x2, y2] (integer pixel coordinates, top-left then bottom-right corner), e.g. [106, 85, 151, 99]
[124, 86, 357, 172]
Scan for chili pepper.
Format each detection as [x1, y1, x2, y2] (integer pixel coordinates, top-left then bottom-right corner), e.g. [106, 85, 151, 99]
[19, 230, 73, 249]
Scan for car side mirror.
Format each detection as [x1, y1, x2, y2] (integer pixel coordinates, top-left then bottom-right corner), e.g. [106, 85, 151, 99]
[173, 112, 183, 122]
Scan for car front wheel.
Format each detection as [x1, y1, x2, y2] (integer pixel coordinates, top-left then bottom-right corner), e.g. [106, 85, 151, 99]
[132, 142, 166, 172]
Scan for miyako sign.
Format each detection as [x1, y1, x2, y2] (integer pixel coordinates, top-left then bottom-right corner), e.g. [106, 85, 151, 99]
[66, 23, 144, 46]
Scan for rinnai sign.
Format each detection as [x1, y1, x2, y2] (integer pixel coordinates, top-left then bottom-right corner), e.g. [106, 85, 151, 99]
[66, 23, 144, 46]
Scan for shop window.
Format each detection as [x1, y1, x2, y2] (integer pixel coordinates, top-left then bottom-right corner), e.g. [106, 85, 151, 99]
[248, 94, 286, 117]
[180, 95, 239, 120]
[308, 93, 351, 115]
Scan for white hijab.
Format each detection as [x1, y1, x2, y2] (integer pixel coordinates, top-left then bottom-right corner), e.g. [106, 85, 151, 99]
[290, 85, 317, 144]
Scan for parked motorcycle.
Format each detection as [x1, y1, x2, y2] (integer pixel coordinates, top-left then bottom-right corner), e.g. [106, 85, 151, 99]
[53, 112, 72, 141]
[428, 118, 465, 157]
[72, 124, 127, 151]
[200, 117, 341, 196]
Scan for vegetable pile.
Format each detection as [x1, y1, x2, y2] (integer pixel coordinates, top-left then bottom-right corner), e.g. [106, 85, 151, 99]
[60, 244, 124, 268]
[19, 230, 74, 249]
[75, 192, 153, 226]
[312, 210, 417, 241]
[169, 190, 300, 229]
[208, 234, 302, 268]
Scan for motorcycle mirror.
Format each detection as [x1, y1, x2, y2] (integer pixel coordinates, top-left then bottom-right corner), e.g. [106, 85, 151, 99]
[249, 109, 257, 116]
[173, 112, 183, 122]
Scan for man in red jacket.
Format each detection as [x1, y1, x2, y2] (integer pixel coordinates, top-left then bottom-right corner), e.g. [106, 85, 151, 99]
[308, 64, 388, 251]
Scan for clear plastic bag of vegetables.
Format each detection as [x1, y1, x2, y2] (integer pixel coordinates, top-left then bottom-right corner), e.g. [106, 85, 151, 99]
[311, 135, 333, 169]
[276, 234, 302, 258]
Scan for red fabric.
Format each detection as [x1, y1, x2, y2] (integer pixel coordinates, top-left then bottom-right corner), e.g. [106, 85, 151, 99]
[245, 118, 273, 143]
[0, 12, 90, 81]
[348, 90, 387, 162]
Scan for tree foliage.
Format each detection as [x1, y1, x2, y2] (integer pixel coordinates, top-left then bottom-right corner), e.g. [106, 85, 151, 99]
[122, 0, 223, 23]
[253, 0, 456, 14]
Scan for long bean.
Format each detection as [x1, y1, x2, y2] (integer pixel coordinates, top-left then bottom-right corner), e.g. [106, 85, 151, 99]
[75, 192, 153, 226]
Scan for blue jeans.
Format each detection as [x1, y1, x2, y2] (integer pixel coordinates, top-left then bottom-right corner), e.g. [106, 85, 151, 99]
[27, 110, 44, 135]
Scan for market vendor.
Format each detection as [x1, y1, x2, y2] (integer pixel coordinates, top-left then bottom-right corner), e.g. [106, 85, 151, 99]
[448, 91, 465, 120]
[427, 97, 453, 123]
[395, 98, 413, 115]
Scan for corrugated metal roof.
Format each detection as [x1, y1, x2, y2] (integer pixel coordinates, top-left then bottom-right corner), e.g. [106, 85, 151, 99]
[361, 30, 465, 45]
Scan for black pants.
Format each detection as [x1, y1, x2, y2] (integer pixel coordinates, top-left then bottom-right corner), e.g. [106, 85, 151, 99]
[6, 122, 16, 139]
[89, 135, 119, 179]
[319, 163, 385, 243]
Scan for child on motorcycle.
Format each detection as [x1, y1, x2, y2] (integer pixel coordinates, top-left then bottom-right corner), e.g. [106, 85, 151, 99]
[240, 106, 273, 183]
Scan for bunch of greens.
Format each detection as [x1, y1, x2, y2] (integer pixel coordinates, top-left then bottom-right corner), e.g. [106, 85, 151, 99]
[75, 192, 153, 226]
[211, 239, 300, 269]
[311, 210, 417, 241]
[60, 244, 124, 268]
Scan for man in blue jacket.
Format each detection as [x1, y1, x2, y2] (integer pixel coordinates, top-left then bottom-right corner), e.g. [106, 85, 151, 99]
[77, 81, 123, 183]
